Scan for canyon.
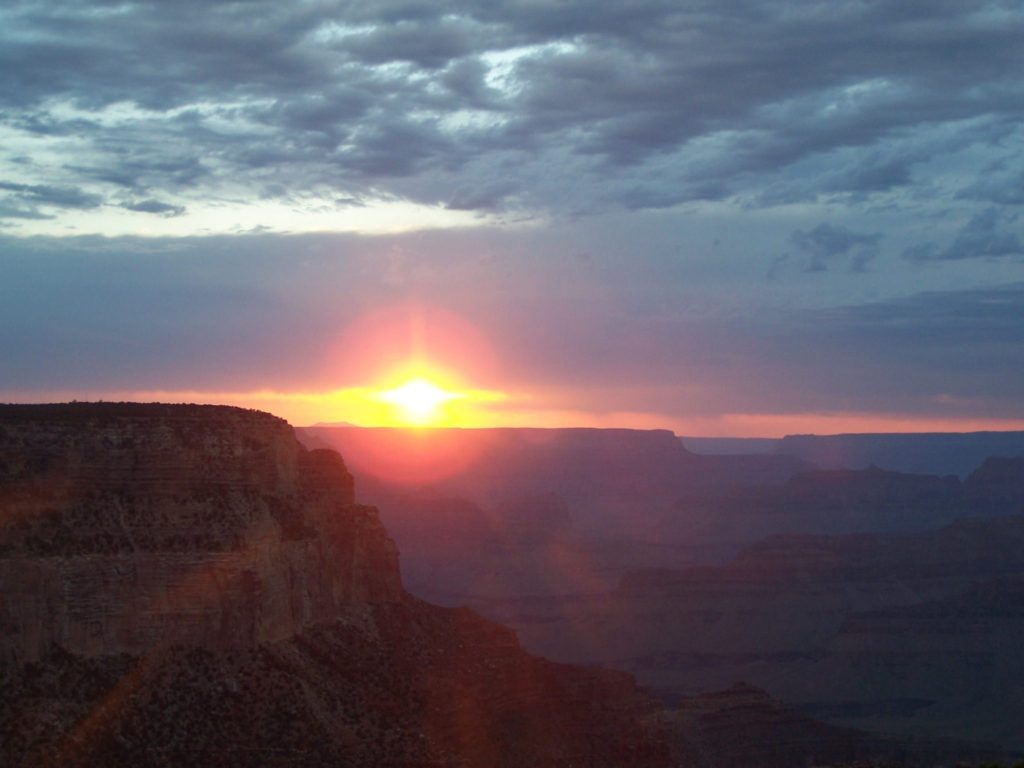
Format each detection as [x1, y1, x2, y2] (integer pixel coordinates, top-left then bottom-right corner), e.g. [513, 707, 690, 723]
[2, 405, 1019, 765]
[301, 426, 1024, 603]
[301, 425, 1024, 756]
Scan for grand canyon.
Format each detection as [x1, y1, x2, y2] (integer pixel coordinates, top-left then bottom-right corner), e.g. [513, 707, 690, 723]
[6, 3, 1024, 765]
[3, 403, 1023, 766]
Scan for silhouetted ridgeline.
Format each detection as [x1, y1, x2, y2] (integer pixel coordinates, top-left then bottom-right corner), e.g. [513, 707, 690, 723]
[776, 431, 1024, 478]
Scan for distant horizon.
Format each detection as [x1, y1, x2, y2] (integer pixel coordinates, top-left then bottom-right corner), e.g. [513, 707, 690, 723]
[5, 398, 1024, 440]
[306, 422, 1024, 439]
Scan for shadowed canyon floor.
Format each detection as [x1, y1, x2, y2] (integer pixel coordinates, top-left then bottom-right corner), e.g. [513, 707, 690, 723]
[300, 425, 1024, 757]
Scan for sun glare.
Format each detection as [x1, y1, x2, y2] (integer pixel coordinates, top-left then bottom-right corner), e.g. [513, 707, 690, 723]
[376, 377, 463, 425]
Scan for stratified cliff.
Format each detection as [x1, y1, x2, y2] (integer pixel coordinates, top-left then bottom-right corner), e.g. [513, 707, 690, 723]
[0, 403, 671, 768]
[0, 403, 401, 662]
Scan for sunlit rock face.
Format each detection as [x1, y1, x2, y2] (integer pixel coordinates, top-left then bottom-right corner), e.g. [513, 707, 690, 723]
[0, 403, 402, 662]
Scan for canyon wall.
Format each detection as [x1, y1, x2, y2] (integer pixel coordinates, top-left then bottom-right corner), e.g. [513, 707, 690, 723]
[0, 403, 673, 768]
[0, 403, 401, 662]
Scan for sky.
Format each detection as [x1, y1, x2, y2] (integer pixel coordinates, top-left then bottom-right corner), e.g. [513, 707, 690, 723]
[2, 0, 1024, 435]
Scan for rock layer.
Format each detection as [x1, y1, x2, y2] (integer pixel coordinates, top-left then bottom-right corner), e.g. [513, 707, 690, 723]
[0, 403, 672, 768]
[0, 403, 401, 662]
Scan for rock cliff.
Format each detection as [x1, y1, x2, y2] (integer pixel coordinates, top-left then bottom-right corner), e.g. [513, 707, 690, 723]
[0, 403, 401, 663]
[0, 403, 671, 768]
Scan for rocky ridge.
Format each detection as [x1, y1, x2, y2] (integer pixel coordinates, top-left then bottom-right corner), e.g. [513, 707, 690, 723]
[0, 403, 401, 663]
[0, 403, 671, 767]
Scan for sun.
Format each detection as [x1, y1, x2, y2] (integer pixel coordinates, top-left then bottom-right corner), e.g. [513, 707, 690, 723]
[376, 377, 463, 425]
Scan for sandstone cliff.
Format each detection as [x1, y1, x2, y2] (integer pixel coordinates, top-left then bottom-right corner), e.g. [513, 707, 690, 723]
[0, 403, 671, 768]
[0, 403, 401, 663]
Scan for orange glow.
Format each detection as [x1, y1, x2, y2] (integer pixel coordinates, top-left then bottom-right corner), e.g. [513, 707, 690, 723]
[6, 388, 1024, 437]
[375, 377, 464, 426]
[326, 303, 500, 394]
[317, 427, 493, 485]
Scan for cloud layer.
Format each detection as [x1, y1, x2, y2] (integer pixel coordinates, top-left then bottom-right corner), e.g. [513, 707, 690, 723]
[3, 0, 1024, 224]
[2, 1, 1024, 430]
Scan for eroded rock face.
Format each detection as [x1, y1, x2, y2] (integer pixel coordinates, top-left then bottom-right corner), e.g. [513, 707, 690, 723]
[0, 598, 673, 768]
[0, 404, 675, 768]
[0, 403, 402, 662]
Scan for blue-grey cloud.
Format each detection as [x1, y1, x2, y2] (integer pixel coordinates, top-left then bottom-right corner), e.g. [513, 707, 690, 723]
[904, 208, 1024, 262]
[791, 224, 882, 273]
[120, 199, 185, 216]
[0, 180, 102, 209]
[770, 223, 882, 276]
[0, 202, 52, 220]
[3, 0, 1024, 217]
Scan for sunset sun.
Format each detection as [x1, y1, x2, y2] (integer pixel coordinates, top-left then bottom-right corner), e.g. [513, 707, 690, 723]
[376, 377, 463, 425]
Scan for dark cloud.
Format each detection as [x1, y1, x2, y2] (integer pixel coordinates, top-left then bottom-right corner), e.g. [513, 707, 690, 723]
[784, 282, 1024, 409]
[2, 1, 1024, 215]
[772, 223, 882, 275]
[340, 17, 486, 69]
[446, 181, 516, 211]
[707, 282, 1024, 415]
[0, 233, 347, 391]
[958, 165, 1024, 205]
[0, 180, 102, 209]
[904, 208, 1023, 261]
[120, 199, 185, 216]
[825, 154, 915, 196]
[810, 281, 1024, 344]
[66, 155, 208, 193]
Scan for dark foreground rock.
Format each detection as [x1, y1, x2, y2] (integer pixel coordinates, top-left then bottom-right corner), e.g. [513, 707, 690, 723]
[0, 403, 670, 768]
[1, 599, 670, 768]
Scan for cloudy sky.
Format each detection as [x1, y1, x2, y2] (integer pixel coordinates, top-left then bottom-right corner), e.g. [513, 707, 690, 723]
[3, 0, 1024, 434]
